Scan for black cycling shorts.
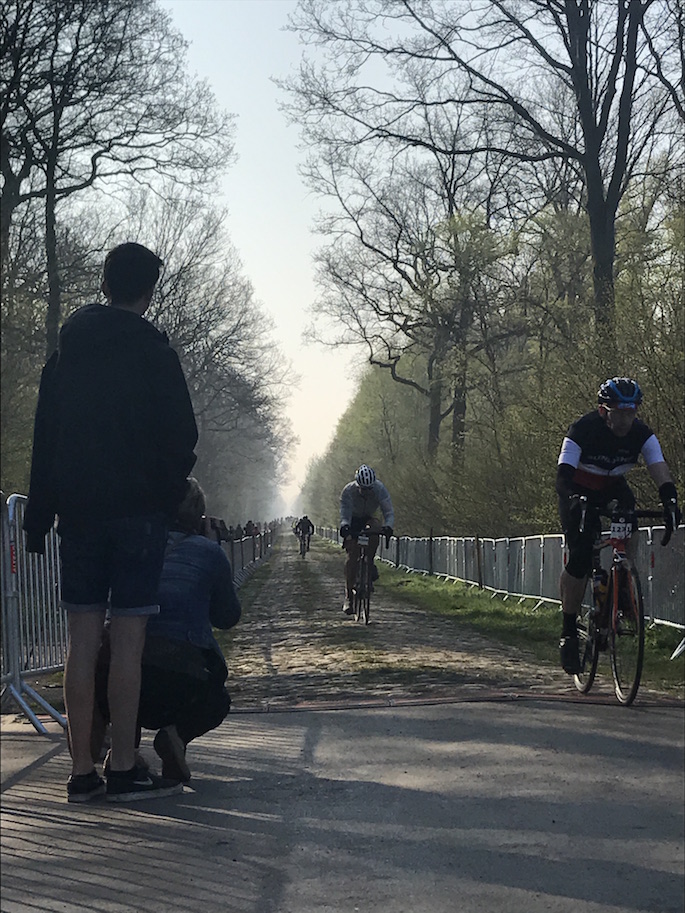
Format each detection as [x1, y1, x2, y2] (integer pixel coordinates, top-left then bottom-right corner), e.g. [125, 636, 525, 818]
[560, 479, 636, 579]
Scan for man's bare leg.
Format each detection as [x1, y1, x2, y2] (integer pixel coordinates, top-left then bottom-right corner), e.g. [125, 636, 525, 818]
[64, 611, 106, 775]
[106, 615, 148, 772]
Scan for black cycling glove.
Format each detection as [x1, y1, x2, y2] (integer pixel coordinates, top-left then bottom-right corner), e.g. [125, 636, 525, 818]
[567, 493, 584, 521]
[340, 524, 351, 540]
[659, 482, 682, 530]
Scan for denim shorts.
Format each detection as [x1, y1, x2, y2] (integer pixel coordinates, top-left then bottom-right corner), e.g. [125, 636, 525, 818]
[58, 514, 167, 616]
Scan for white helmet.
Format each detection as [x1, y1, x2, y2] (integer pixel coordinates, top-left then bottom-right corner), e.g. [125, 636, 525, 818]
[355, 464, 376, 488]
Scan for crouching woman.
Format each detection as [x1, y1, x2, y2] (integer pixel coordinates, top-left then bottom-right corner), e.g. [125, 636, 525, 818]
[95, 478, 241, 783]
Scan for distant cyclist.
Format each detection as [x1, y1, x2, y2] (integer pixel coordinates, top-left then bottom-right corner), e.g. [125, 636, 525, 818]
[556, 377, 681, 675]
[339, 465, 394, 614]
[294, 515, 314, 551]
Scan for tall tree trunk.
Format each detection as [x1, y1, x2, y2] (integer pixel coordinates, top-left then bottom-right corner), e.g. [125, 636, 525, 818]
[0, 183, 19, 287]
[587, 196, 617, 367]
[427, 381, 442, 458]
[44, 153, 61, 360]
[450, 366, 467, 472]
[427, 354, 442, 458]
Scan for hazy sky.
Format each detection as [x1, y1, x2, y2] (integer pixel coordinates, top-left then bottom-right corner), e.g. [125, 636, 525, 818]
[159, 0, 356, 514]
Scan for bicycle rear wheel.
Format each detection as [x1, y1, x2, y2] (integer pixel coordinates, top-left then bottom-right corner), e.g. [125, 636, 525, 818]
[610, 566, 645, 705]
[573, 602, 600, 694]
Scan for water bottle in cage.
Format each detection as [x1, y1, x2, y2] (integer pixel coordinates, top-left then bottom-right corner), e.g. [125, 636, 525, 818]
[592, 568, 608, 607]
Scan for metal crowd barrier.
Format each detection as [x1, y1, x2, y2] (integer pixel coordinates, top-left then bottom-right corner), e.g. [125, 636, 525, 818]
[1, 493, 276, 733]
[1, 494, 67, 733]
[319, 525, 684, 657]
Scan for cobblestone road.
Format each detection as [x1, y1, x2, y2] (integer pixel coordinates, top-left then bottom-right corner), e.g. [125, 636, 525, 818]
[12, 533, 679, 722]
[226, 534, 598, 711]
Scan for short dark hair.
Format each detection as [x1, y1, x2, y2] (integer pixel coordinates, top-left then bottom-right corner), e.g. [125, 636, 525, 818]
[103, 242, 163, 304]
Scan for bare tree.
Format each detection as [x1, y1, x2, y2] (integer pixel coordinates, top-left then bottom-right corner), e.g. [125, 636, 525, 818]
[295, 98, 524, 460]
[1, 0, 235, 357]
[284, 0, 683, 358]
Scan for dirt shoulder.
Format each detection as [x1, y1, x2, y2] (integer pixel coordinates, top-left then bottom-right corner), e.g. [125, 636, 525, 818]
[225, 533, 680, 710]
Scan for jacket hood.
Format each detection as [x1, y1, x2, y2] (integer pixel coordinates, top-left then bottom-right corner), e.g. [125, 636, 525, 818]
[58, 303, 167, 357]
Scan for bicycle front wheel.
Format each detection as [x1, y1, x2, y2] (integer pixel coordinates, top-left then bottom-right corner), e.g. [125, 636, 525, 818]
[362, 585, 370, 625]
[362, 553, 372, 623]
[610, 566, 645, 705]
[354, 553, 371, 623]
[574, 603, 599, 694]
[353, 586, 362, 621]
[353, 560, 364, 622]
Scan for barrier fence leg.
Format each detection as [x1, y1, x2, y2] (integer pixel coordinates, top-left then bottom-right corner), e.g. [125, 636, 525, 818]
[670, 638, 685, 661]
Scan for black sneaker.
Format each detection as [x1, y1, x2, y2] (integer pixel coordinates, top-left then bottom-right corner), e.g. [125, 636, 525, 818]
[154, 726, 191, 783]
[102, 749, 150, 775]
[559, 635, 581, 675]
[342, 600, 354, 615]
[67, 769, 106, 803]
[106, 763, 183, 803]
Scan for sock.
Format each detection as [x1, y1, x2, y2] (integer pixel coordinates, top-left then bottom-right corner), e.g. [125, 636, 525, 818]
[562, 613, 577, 637]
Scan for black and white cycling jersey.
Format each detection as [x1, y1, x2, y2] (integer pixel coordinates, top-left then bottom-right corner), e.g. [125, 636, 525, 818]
[558, 411, 664, 492]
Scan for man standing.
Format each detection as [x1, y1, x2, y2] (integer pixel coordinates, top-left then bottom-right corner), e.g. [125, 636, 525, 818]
[23, 242, 198, 802]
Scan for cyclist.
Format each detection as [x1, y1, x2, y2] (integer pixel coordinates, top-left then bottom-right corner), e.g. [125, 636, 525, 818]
[339, 465, 394, 614]
[294, 515, 314, 551]
[556, 377, 681, 674]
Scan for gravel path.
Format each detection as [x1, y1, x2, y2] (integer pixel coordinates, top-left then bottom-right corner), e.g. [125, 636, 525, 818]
[227, 534, 598, 710]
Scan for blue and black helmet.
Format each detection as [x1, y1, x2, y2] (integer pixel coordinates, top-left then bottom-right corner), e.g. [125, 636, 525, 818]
[597, 377, 643, 409]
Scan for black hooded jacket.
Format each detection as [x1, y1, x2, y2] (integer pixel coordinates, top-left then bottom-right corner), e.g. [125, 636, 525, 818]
[23, 304, 198, 547]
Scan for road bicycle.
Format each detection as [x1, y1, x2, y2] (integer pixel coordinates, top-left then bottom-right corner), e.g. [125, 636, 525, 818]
[345, 525, 392, 625]
[573, 497, 674, 706]
[298, 529, 308, 558]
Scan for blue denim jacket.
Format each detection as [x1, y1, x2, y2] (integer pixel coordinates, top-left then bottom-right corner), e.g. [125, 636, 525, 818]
[146, 532, 241, 657]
